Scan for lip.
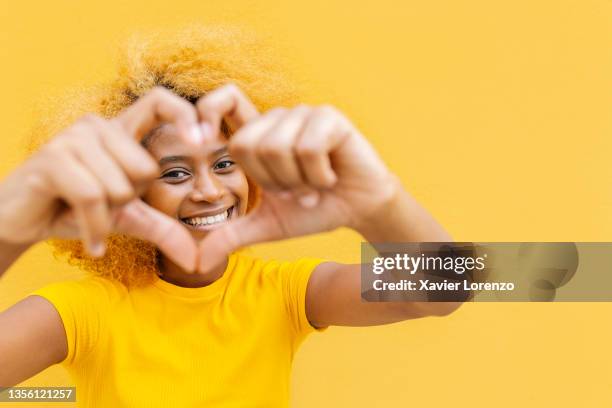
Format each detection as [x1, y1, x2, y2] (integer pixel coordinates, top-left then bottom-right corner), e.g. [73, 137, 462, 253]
[181, 205, 234, 219]
[180, 206, 235, 231]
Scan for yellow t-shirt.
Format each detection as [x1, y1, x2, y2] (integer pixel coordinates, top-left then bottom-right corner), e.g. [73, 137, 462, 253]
[31, 251, 327, 407]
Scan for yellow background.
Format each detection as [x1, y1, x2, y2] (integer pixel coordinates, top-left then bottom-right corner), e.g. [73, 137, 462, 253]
[1, 0, 611, 406]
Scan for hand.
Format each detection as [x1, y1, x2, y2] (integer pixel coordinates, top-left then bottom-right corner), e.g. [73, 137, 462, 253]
[195, 84, 400, 273]
[0, 87, 204, 272]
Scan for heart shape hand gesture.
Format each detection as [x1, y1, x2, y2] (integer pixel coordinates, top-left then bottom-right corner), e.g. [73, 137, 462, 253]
[0, 84, 399, 277]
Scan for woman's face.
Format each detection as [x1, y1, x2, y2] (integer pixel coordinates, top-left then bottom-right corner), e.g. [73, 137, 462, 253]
[141, 124, 249, 240]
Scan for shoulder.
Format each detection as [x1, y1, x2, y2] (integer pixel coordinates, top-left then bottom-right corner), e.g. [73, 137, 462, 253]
[231, 249, 326, 281]
[31, 275, 128, 306]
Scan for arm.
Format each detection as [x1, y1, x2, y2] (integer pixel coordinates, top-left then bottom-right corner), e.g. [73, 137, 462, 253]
[306, 175, 461, 328]
[0, 296, 67, 386]
[0, 87, 205, 385]
[187, 85, 461, 324]
[0, 239, 65, 385]
[0, 240, 31, 278]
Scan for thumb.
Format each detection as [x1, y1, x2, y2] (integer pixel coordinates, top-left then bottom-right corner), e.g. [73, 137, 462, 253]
[196, 204, 285, 274]
[114, 199, 198, 272]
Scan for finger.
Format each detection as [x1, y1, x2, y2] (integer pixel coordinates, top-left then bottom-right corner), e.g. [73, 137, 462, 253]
[114, 86, 202, 146]
[196, 83, 260, 136]
[45, 152, 111, 257]
[48, 207, 80, 239]
[97, 120, 160, 195]
[113, 199, 198, 273]
[67, 126, 136, 207]
[295, 106, 347, 190]
[229, 108, 288, 190]
[257, 105, 313, 190]
[197, 202, 284, 274]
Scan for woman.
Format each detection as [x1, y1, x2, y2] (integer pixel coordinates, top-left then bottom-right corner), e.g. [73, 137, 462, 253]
[0, 26, 458, 407]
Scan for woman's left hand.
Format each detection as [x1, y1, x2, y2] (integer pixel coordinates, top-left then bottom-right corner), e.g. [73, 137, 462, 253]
[196, 84, 401, 273]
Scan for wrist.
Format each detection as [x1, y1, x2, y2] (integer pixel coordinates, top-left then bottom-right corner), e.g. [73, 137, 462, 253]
[351, 172, 404, 238]
[352, 174, 452, 243]
[0, 238, 32, 278]
[0, 236, 33, 255]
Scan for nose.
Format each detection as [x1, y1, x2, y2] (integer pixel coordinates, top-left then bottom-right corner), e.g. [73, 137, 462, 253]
[189, 170, 225, 203]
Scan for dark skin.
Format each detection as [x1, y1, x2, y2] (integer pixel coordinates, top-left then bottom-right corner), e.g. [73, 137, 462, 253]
[0, 84, 459, 387]
[142, 126, 249, 288]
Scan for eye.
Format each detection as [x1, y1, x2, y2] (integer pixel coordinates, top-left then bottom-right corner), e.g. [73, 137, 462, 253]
[161, 169, 190, 180]
[214, 159, 235, 172]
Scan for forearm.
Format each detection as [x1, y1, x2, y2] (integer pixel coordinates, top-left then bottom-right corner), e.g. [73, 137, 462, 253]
[0, 240, 31, 278]
[355, 174, 452, 244]
[355, 174, 460, 317]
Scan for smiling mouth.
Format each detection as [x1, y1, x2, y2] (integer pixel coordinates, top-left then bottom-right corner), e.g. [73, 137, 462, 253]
[180, 206, 235, 230]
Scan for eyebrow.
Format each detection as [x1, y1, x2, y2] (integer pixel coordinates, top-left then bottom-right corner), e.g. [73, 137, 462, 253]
[158, 146, 229, 166]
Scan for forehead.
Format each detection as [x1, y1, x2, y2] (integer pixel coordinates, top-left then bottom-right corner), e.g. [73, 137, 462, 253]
[142, 124, 228, 155]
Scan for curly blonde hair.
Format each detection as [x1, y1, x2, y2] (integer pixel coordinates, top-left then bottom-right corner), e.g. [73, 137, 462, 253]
[26, 25, 299, 287]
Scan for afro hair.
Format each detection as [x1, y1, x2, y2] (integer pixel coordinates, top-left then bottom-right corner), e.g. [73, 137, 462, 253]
[26, 24, 300, 287]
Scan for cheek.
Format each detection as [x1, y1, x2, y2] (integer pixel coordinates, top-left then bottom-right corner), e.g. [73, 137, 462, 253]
[142, 183, 188, 215]
[224, 172, 250, 213]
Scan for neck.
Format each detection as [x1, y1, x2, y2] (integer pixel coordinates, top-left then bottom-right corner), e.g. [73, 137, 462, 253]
[158, 254, 229, 288]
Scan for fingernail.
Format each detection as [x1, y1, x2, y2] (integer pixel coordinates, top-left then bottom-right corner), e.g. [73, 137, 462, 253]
[277, 190, 293, 200]
[198, 256, 221, 276]
[197, 254, 209, 275]
[298, 192, 319, 208]
[180, 258, 196, 274]
[186, 254, 198, 274]
[188, 125, 204, 145]
[198, 262, 211, 275]
[89, 242, 106, 258]
[200, 122, 213, 141]
[327, 173, 338, 186]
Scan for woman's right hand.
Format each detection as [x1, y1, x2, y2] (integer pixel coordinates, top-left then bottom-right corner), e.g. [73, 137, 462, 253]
[0, 87, 204, 272]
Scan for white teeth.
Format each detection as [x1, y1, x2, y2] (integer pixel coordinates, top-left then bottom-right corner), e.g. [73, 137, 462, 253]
[184, 207, 231, 227]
